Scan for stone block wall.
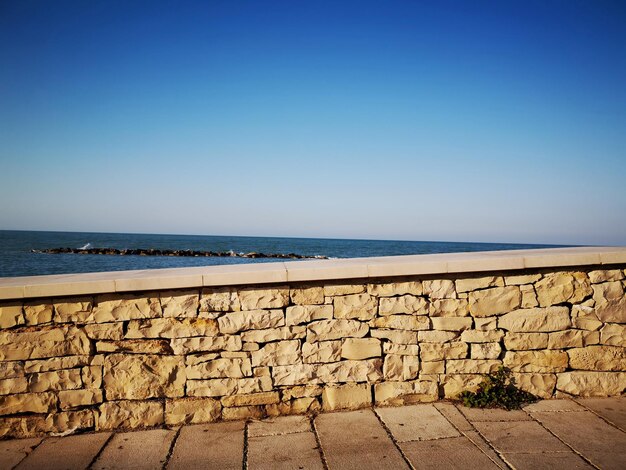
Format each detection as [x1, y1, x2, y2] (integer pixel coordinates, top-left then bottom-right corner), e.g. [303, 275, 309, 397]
[1, 266, 625, 438]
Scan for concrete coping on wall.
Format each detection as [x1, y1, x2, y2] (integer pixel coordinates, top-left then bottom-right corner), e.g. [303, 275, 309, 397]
[1, 246, 625, 301]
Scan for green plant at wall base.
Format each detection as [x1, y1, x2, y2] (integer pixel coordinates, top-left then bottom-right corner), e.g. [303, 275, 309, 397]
[458, 367, 537, 410]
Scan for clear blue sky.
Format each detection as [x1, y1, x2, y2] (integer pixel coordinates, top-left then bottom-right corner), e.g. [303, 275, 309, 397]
[1, 0, 625, 245]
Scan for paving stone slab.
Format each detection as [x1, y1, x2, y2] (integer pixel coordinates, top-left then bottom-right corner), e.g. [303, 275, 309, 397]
[530, 410, 626, 470]
[167, 421, 244, 470]
[92, 429, 176, 470]
[502, 452, 594, 470]
[523, 399, 584, 413]
[247, 431, 323, 470]
[0, 438, 41, 469]
[473, 421, 570, 453]
[315, 409, 409, 470]
[461, 430, 509, 469]
[376, 404, 460, 442]
[400, 436, 500, 470]
[15, 433, 111, 470]
[248, 415, 311, 437]
[576, 397, 626, 431]
[433, 402, 473, 431]
[458, 406, 532, 422]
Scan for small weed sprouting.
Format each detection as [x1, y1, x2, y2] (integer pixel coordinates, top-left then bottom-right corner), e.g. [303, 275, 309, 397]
[457, 367, 537, 410]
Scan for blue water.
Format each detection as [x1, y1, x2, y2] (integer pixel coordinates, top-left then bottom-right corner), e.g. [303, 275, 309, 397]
[0, 230, 567, 278]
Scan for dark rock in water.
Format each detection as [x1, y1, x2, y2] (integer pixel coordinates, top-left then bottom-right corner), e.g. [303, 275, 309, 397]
[34, 247, 328, 260]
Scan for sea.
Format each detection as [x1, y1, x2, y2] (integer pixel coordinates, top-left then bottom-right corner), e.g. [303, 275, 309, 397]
[0, 230, 567, 278]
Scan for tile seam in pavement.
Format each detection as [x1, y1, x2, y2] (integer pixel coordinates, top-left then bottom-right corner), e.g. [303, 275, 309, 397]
[372, 408, 416, 470]
[161, 426, 182, 470]
[443, 404, 511, 470]
[86, 432, 116, 470]
[572, 398, 626, 433]
[525, 412, 601, 470]
[311, 416, 330, 470]
[242, 421, 249, 470]
[10, 437, 45, 470]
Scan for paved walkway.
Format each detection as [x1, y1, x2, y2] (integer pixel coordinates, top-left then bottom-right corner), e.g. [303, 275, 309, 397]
[1, 398, 625, 470]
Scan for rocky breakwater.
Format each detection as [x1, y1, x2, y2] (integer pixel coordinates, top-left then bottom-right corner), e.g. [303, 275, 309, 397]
[33, 247, 328, 259]
[0, 266, 624, 439]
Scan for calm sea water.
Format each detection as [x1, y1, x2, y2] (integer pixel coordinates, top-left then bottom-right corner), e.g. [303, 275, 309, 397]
[0, 230, 566, 278]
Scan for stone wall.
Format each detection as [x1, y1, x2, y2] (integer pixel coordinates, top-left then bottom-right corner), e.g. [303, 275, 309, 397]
[1, 266, 625, 438]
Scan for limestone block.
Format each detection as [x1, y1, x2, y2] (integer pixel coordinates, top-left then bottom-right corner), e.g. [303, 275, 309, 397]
[46, 409, 94, 434]
[520, 285, 539, 308]
[281, 385, 323, 401]
[53, 298, 93, 323]
[535, 272, 592, 307]
[24, 301, 53, 325]
[222, 391, 280, 407]
[588, 270, 624, 283]
[187, 358, 252, 379]
[383, 355, 404, 380]
[342, 338, 381, 360]
[0, 301, 25, 329]
[379, 295, 427, 316]
[547, 330, 584, 349]
[370, 315, 430, 330]
[186, 376, 272, 397]
[323, 283, 365, 296]
[504, 274, 542, 286]
[285, 305, 332, 325]
[306, 319, 368, 342]
[29, 368, 82, 392]
[165, 397, 221, 425]
[455, 276, 503, 293]
[0, 415, 49, 439]
[242, 343, 260, 352]
[221, 351, 249, 359]
[504, 333, 549, 350]
[594, 298, 626, 323]
[103, 354, 185, 400]
[0, 377, 28, 395]
[0, 326, 90, 361]
[161, 290, 199, 318]
[567, 346, 626, 371]
[0, 362, 24, 380]
[600, 324, 626, 347]
[222, 405, 265, 420]
[370, 329, 418, 344]
[471, 343, 501, 360]
[421, 361, 445, 374]
[441, 374, 483, 398]
[24, 356, 90, 373]
[96, 339, 172, 354]
[251, 340, 301, 367]
[334, 294, 377, 320]
[170, 336, 242, 355]
[431, 317, 472, 331]
[374, 379, 438, 405]
[446, 359, 501, 374]
[126, 317, 219, 338]
[556, 371, 626, 396]
[322, 383, 371, 411]
[420, 342, 467, 361]
[571, 305, 603, 331]
[200, 287, 240, 312]
[302, 340, 342, 364]
[290, 286, 324, 305]
[469, 286, 521, 317]
[503, 350, 568, 373]
[429, 299, 469, 317]
[474, 317, 497, 330]
[402, 356, 420, 380]
[58, 389, 103, 409]
[417, 330, 459, 343]
[0, 392, 56, 415]
[583, 331, 600, 346]
[239, 287, 289, 310]
[423, 280, 456, 299]
[383, 343, 419, 356]
[460, 329, 504, 343]
[592, 281, 624, 304]
[367, 280, 422, 296]
[240, 326, 306, 343]
[92, 294, 161, 323]
[217, 309, 284, 334]
[498, 307, 571, 332]
[512, 373, 556, 399]
[317, 359, 383, 383]
[82, 365, 103, 389]
[83, 323, 124, 340]
[97, 400, 164, 431]
[267, 397, 320, 416]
